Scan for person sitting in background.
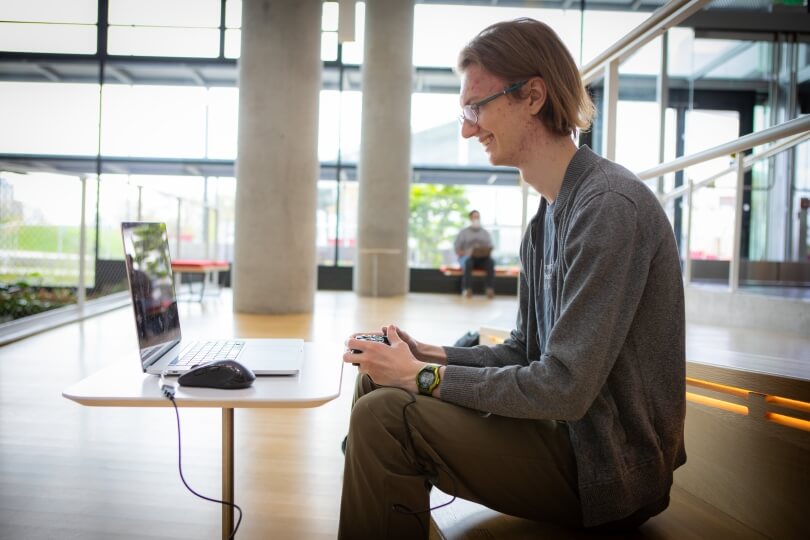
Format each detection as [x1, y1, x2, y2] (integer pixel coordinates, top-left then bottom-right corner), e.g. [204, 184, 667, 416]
[454, 209, 495, 298]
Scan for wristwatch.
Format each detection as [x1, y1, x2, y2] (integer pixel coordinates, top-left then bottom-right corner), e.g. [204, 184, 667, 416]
[416, 364, 441, 396]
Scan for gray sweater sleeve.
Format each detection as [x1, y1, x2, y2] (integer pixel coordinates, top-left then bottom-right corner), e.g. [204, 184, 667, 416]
[439, 192, 649, 420]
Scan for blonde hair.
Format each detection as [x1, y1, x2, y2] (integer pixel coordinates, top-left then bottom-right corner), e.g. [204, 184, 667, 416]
[458, 18, 595, 137]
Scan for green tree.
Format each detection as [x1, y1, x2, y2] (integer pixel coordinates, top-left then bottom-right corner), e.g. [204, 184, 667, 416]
[409, 184, 470, 267]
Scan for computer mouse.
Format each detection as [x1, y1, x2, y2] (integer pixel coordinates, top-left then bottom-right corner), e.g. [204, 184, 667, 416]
[177, 359, 256, 389]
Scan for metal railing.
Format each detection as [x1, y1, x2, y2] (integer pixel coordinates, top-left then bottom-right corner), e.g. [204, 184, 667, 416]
[636, 115, 810, 292]
[579, 0, 810, 293]
[580, 0, 713, 161]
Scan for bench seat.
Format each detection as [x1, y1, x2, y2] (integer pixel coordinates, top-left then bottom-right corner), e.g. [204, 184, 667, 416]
[171, 259, 230, 301]
[439, 264, 519, 278]
[429, 485, 767, 540]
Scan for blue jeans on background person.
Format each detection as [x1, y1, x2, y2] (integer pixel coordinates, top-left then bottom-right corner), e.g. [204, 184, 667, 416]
[459, 255, 495, 293]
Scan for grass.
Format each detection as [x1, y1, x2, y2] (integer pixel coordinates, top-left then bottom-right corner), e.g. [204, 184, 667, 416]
[0, 225, 124, 258]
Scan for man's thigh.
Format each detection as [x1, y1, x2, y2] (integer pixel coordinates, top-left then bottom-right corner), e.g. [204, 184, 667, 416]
[352, 376, 581, 526]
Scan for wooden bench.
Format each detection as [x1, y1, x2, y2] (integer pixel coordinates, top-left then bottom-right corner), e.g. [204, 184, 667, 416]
[441, 323, 810, 540]
[439, 264, 519, 278]
[429, 484, 767, 540]
[171, 259, 230, 302]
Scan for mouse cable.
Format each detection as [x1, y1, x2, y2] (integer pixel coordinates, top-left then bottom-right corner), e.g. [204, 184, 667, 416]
[162, 384, 244, 539]
[388, 388, 458, 537]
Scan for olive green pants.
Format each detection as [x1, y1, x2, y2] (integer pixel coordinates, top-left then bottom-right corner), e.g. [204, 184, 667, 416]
[337, 374, 581, 540]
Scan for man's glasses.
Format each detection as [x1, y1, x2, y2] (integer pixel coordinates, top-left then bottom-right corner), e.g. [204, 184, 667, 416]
[459, 80, 528, 126]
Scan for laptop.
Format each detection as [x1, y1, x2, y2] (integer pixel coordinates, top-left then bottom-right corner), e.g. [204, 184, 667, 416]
[121, 222, 303, 376]
[470, 245, 493, 258]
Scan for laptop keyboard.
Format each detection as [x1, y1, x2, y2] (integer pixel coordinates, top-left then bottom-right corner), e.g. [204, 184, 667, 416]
[171, 340, 245, 367]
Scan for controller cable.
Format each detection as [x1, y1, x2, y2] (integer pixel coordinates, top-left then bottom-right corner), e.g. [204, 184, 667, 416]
[160, 375, 243, 539]
[389, 387, 458, 537]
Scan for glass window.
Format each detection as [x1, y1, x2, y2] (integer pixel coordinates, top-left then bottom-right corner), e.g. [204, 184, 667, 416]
[108, 0, 221, 57]
[213, 176, 236, 261]
[225, 0, 241, 28]
[0, 0, 96, 23]
[101, 85, 208, 158]
[108, 0, 220, 27]
[683, 109, 740, 261]
[0, 82, 100, 155]
[107, 27, 221, 57]
[0, 0, 97, 54]
[132, 175, 206, 259]
[0, 22, 97, 54]
[408, 182, 524, 269]
[319, 90, 362, 164]
[581, 10, 649, 67]
[337, 179, 359, 266]
[340, 2, 366, 65]
[323, 2, 339, 32]
[97, 175, 139, 260]
[614, 101, 678, 175]
[463, 184, 523, 268]
[411, 93, 460, 167]
[322, 31, 339, 62]
[224, 29, 241, 58]
[317, 180, 339, 265]
[207, 87, 239, 159]
[0, 172, 88, 290]
[413, 4, 581, 69]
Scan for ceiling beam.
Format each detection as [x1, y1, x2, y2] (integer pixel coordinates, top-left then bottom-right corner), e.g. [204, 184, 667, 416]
[32, 64, 60, 82]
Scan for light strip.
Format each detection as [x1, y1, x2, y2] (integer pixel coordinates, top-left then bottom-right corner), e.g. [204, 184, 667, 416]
[765, 395, 810, 414]
[686, 391, 748, 415]
[766, 413, 810, 433]
[686, 377, 749, 398]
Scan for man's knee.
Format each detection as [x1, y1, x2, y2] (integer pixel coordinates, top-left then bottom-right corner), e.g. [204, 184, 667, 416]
[350, 386, 413, 436]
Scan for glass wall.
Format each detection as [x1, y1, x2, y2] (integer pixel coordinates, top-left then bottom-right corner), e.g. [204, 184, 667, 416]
[1, 0, 808, 326]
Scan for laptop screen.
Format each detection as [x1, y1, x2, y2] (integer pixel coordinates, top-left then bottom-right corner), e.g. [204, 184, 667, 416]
[121, 222, 181, 368]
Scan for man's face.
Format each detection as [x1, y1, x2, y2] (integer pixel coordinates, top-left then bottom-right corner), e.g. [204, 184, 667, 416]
[459, 64, 527, 167]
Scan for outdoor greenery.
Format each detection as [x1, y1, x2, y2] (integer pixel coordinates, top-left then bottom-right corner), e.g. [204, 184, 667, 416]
[409, 184, 469, 267]
[0, 224, 123, 257]
[0, 275, 75, 322]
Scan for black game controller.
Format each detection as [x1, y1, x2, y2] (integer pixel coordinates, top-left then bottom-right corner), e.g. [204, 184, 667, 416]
[350, 334, 391, 365]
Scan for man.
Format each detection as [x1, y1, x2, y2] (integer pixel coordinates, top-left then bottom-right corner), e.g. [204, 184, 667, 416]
[339, 18, 685, 540]
[454, 209, 496, 298]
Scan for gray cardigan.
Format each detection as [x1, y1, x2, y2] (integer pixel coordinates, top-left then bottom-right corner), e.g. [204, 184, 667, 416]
[440, 146, 686, 526]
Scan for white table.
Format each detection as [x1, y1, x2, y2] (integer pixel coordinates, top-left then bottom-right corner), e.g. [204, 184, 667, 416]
[63, 342, 343, 540]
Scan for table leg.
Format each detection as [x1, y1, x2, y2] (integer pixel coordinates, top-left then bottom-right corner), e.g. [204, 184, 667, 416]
[222, 407, 234, 540]
[199, 274, 206, 302]
[372, 254, 379, 297]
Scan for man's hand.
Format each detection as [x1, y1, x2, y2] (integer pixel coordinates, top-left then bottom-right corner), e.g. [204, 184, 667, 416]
[382, 324, 447, 364]
[344, 325, 422, 393]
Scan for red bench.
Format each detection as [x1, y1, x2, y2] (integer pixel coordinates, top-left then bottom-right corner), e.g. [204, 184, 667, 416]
[439, 264, 519, 278]
[171, 259, 230, 301]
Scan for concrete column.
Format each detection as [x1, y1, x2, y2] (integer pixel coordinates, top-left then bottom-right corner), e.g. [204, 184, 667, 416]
[355, 0, 414, 297]
[233, 0, 321, 313]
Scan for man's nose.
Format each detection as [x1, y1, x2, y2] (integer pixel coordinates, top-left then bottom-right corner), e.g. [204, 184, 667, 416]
[460, 120, 478, 139]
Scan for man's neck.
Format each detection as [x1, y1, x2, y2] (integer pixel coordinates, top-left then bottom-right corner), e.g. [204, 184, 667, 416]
[518, 132, 578, 204]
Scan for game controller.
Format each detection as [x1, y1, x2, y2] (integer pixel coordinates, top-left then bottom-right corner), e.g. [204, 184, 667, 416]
[350, 334, 390, 365]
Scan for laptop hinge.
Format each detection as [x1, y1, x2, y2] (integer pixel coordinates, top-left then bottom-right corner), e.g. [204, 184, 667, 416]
[142, 339, 181, 369]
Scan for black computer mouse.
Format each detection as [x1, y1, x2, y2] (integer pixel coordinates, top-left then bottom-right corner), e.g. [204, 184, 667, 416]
[177, 360, 256, 389]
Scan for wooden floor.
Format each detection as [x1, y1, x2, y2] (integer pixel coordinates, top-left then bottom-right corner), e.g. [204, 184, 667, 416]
[0, 289, 782, 539]
[0, 290, 518, 539]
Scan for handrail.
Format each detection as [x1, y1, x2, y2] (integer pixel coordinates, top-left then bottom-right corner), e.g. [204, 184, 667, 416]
[635, 114, 810, 292]
[659, 130, 810, 204]
[637, 115, 810, 181]
[580, 0, 712, 86]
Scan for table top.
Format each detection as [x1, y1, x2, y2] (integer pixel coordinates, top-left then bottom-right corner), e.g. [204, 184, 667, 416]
[62, 342, 344, 409]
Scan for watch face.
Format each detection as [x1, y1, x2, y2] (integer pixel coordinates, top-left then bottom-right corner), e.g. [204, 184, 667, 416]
[418, 371, 433, 386]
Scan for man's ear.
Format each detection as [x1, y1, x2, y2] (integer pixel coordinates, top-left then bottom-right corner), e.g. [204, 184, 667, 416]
[526, 77, 547, 116]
